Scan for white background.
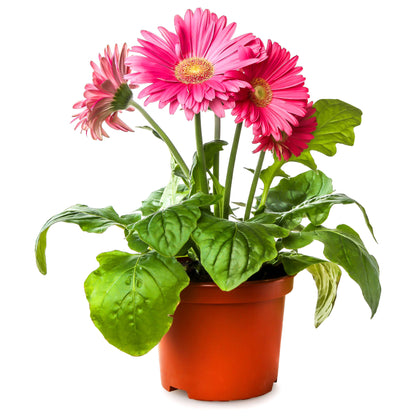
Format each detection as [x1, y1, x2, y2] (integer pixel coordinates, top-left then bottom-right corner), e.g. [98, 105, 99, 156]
[1, 0, 415, 414]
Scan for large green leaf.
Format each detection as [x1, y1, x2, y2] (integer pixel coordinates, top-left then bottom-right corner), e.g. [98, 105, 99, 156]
[192, 213, 288, 291]
[35, 205, 141, 275]
[264, 170, 376, 239]
[265, 170, 333, 228]
[133, 193, 220, 257]
[307, 262, 342, 327]
[134, 204, 200, 257]
[301, 224, 381, 317]
[266, 170, 333, 213]
[84, 250, 189, 356]
[282, 193, 375, 238]
[308, 99, 362, 156]
[258, 152, 318, 209]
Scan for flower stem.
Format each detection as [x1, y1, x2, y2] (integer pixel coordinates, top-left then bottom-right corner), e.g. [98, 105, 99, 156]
[213, 115, 221, 179]
[258, 158, 285, 210]
[223, 122, 243, 219]
[213, 116, 221, 217]
[244, 150, 265, 221]
[130, 100, 190, 183]
[194, 113, 209, 194]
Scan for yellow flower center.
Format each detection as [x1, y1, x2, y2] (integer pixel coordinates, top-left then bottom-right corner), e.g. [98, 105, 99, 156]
[175, 57, 214, 84]
[249, 78, 273, 107]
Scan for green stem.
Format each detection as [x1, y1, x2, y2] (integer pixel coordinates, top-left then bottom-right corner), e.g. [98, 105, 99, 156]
[223, 122, 243, 219]
[244, 150, 265, 221]
[194, 113, 209, 194]
[130, 100, 190, 183]
[258, 159, 285, 210]
[259, 183, 271, 209]
[213, 116, 221, 217]
[213, 116, 221, 180]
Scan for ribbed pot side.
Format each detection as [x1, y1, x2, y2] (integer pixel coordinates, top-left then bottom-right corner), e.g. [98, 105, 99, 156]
[158, 275, 294, 401]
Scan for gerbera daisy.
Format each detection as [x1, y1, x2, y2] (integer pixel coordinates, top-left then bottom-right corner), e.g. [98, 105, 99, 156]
[252, 102, 317, 160]
[125, 8, 266, 120]
[230, 40, 309, 137]
[72, 44, 136, 141]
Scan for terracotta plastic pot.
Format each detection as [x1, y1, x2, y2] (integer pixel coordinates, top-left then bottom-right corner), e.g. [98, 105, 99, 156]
[158, 275, 294, 401]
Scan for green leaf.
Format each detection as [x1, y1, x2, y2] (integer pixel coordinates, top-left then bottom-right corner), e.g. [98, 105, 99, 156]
[202, 140, 228, 170]
[134, 204, 201, 257]
[259, 157, 288, 191]
[278, 251, 327, 275]
[282, 193, 376, 239]
[138, 125, 162, 140]
[140, 188, 165, 216]
[302, 193, 376, 240]
[265, 170, 333, 229]
[276, 252, 342, 326]
[302, 224, 381, 317]
[133, 193, 220, 257]
[84, 251, 189, 356]
[139, 185, 188, 217]
[307, 262, 342, 327]
[247, 213, 292, 237]
[265, 99, 362, 171]
[192, 213, 285, 291]
[264, 170, 376, 240]
[181, 192, 222, 208]
[287, 149, 318, 170]
[266, 170, 333, 213]
[159, 171, 183, 210]
[309, 99, 362, 156]
[35, 205, 140, 275]
[282, 230, 315, 250]
[124, 229, 149, 253]
[248, 212, 280, 224]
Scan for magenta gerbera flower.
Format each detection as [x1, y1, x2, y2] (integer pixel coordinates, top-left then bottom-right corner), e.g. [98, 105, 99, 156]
[72, 44, 136, 141]
[230, 40, 309, 137]
[125, 8, 266, 120]
[252, 102, 317, 160]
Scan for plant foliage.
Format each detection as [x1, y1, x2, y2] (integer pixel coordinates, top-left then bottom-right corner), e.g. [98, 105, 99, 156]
[36, 97, 381, 355]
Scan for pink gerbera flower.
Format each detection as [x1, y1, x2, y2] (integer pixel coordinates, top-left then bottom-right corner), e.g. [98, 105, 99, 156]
[125, 8, 266, 120]
[230, 40, 309, 137]
[72, 44, 136, 141]
[252, 102, 317, 160]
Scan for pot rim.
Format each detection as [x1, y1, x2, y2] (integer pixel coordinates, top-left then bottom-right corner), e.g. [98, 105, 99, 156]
[179, 275, 295, 304]
[187, 274, 293, 287]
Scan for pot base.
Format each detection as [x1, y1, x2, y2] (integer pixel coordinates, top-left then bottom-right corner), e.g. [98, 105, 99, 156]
[159, 276, 294, 401]
[161, 382, 276, 401]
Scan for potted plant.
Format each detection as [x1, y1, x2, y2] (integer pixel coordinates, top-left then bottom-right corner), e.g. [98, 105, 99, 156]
[35, 8, 381, 401]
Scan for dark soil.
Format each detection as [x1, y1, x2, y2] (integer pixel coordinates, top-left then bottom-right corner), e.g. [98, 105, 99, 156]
[178, 257, 287, 283]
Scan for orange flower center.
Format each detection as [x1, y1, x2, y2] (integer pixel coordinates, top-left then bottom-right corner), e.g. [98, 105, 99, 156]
[175, 57, 214, 84]
[249, 78, 273, 107]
